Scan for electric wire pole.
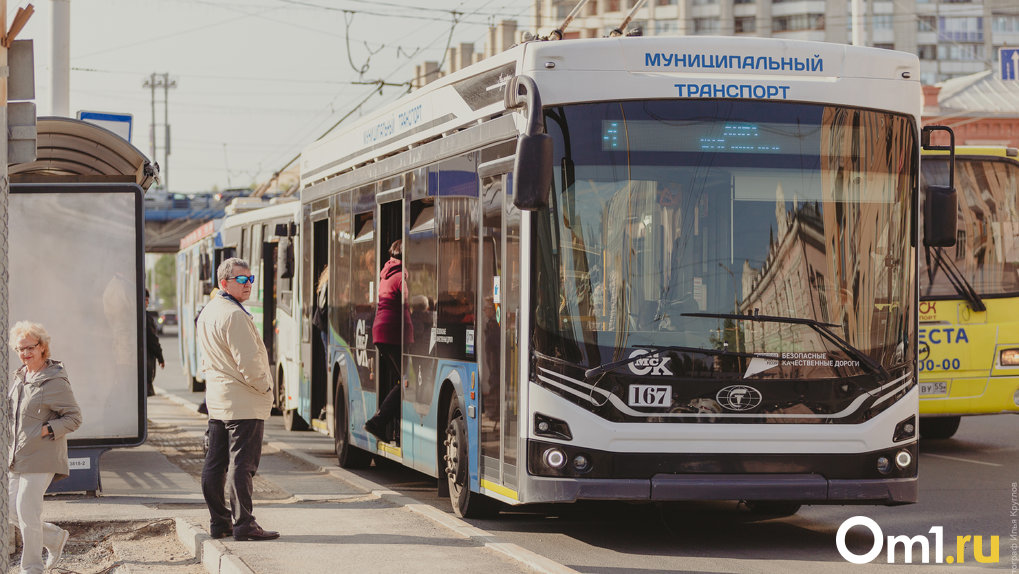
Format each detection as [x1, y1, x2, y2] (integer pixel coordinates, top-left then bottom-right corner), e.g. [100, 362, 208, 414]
[143, 73, 176, 190]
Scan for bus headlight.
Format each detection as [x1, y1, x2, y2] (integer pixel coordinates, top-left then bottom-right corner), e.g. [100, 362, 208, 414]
[572, 454, 591, 473]
[543, 448, 567, 469]
[893, 415, 916, 442]
[895, 450, 912, 469]
[876, 456, 891, 475]
[1000, 349, 1019, 366]
[534, 413, 573, 440]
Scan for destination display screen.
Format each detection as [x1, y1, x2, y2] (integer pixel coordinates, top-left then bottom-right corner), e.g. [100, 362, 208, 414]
[602, 120, 821, 155]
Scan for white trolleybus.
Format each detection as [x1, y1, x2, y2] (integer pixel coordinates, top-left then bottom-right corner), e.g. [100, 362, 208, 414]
[177, 199, 302, 399]
[296, 35, 957, 517]
[177, 218, 222, 392]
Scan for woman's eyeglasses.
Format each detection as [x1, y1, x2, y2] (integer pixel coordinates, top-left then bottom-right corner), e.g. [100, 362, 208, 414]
[231, 275, 256, 285]
[15, 343, 40, 353]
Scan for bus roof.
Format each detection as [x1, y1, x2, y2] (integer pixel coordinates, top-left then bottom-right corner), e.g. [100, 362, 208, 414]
[179, 218, 220, 251]
[221, 198, 300, 229]
[300, 36, 920, 189]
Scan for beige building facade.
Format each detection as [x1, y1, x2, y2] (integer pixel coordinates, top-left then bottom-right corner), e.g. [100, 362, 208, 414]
[532, 0, 1019, 84]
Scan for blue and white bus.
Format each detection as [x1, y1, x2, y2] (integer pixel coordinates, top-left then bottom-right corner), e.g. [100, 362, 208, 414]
[294, 35, 955, 517]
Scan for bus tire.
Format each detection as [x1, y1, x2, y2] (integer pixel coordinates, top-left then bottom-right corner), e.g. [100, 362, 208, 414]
[282, 405, 308, 431]
[335, 382, 372, 469]
[740, 500, 801, 518]
[920, 416, 961, 440]
[189, 377, 205, 393]
[444, 399, 500, 518]
[278, 372, 308, 431]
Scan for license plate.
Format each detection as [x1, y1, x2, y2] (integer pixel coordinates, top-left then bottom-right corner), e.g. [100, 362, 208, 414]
[628, 385, 672, 407]
[919, 381, 948, 396]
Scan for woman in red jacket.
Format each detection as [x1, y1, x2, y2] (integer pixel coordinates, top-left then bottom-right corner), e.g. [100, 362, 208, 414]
[364, 240, 413, 441]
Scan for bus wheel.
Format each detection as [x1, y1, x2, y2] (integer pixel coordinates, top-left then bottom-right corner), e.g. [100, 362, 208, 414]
[920, 416, 961, 440]
[278, 373, 308, 431]
[335, 383, 371, 468]
[443, 400, 499, 518]
[189, 377, 205, 393]
[740, 500, 801, 518]
[282, 406, 308, 431]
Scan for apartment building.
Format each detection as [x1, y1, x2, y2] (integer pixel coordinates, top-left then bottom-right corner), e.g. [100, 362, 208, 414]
[532, 0, 1019, 84]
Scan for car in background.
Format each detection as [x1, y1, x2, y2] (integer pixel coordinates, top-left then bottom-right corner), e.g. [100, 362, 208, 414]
[157, 310, 178, 334]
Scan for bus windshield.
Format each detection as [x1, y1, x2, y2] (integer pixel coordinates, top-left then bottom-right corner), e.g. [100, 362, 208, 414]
[920, 156, 1019, 298]
[533, 100, 916, 379]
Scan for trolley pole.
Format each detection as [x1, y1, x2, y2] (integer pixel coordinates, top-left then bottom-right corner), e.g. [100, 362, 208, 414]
[0, 0, 11, 559]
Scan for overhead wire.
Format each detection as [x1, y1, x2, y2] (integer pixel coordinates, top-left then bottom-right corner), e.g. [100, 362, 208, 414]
[252, 5, 472, 180]
[74, 5, 284, 59]
[274, 0, 514, 25]
[254, 0, 534, 180]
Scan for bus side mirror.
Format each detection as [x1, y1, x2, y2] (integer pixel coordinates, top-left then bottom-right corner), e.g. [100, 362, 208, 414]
[923, 184, 957, 247]
[921, 125, 958, 248]
[278, 237, 295, 279]
[506, 75, 553, 211]
[513, 133, 553, 211]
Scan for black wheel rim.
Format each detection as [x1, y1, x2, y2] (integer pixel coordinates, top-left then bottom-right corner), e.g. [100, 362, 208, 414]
[445, 410, 466, 490]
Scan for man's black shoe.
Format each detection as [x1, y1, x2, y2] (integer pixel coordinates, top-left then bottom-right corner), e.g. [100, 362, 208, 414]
[210, 526, 233, 539]
[363, 418, 386, 441]
[233, 526, 280, 541]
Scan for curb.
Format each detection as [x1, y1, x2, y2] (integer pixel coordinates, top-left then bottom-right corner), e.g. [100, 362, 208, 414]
[265, 437, 580, 574]
[175, 517, 256, 574]
[155, 387, 578, 574]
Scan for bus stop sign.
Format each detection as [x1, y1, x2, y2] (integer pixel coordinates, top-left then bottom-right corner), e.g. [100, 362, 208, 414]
[77, 111, 133, 143]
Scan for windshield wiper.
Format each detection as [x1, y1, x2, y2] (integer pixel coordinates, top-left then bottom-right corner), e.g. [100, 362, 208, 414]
[533, 349, 588, 371]
[582, 344, 786, 382]
[924, 246, 985, 312]
[681, 311, 888, 378]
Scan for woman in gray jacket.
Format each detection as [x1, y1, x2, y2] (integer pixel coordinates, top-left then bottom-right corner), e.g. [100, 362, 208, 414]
[8, 321, 82, 574]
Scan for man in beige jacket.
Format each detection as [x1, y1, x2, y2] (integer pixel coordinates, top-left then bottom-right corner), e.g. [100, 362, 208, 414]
[197, 257, 279, 541]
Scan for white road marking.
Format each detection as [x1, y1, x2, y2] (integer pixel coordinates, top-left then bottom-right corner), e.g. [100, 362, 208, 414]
[923, 453, 1002, 467]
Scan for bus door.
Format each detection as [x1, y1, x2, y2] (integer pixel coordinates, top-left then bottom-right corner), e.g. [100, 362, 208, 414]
[478, 155, 520, 496]
[262, 223, 280, 390]
[377, 190, 405, 447]
[305, 200, 331, 431]
[479, 172, 503, 489]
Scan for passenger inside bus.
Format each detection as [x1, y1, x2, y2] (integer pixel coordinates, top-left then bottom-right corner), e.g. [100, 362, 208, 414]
[364, 240, 413, 442]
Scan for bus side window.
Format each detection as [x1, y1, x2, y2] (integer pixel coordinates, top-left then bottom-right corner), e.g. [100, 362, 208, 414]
[332, 191, 353, 343]
[436, 155, 479, 360]
[407, 168, 437, 357]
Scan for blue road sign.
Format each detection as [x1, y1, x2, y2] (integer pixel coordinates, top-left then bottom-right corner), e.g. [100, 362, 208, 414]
[77, 110, 133, 143]
[1001, 48, 1019, 81]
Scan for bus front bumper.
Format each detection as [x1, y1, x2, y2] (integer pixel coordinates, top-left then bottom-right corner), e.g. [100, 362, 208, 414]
[524, 439, 918, 505]
[919, 375, 1019, 416]
[524, 474, 917, 505]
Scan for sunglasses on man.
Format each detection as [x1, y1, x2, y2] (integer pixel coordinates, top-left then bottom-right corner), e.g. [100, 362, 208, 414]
[230, 275, 256, 285]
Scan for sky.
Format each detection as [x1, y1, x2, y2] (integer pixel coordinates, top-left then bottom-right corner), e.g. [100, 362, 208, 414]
[14, 0, 536, 193]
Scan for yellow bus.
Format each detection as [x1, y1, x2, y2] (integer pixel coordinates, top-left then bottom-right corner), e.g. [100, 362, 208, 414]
[919, 146, 1019, 438]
